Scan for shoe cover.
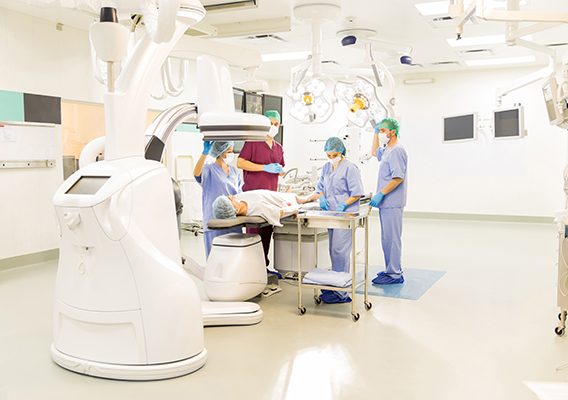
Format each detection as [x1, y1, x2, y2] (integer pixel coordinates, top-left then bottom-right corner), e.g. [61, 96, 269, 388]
[372, 274, 404, 285]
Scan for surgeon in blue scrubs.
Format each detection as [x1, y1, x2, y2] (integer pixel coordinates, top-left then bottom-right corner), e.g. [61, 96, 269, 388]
[369, 117, 408, 285]
[194, 141, 243, 258]
[304, 137, 364, 303]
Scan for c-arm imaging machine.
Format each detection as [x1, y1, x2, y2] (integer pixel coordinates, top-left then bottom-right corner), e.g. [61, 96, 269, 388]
[50, 0, 272, 380]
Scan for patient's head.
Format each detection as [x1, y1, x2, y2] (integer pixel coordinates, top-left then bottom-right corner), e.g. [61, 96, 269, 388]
[212, 195, 247, 219]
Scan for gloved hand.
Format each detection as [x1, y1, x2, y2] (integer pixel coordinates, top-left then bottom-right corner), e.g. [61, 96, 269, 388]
[319, 196, 330, 211]
[202, 140, 213, 155]
[263, 163, 284, 174]
[369, 192, 385, 208]
[335, 202, 348, 212]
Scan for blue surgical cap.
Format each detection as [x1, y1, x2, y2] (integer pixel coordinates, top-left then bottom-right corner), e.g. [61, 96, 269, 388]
[212, 196, 237, 220]
[324, 136, 346, 156]
[210, 141, 234, 158]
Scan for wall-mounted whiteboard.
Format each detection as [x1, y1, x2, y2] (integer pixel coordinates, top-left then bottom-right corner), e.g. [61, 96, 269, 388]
[0, 122, 59, 160]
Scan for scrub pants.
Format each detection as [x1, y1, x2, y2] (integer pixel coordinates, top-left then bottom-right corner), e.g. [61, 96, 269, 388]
[328, 229, 352, 273]
[247, 226, 273, 267]
[204, 227, 243, 258]
[379, 207, 404, 278]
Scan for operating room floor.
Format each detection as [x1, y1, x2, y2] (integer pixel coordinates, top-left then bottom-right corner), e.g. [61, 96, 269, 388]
[1, 217, 566, 400]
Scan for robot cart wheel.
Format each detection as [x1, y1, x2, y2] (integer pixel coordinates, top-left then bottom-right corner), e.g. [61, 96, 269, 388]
[314, 296, 322, 305]
[364, 301, 372, 311]
[352, 312, 360, 322]
[555, 326, 565, 337]
[298, 306, 306, 315]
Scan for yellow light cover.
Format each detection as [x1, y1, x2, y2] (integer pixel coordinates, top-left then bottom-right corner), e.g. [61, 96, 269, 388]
[302, 92, 314, 106]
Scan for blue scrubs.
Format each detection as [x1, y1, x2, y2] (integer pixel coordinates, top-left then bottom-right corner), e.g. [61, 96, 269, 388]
[377, 144, 408, 278]
[196, 163, 242, 257]
[316, 159, 364, 273]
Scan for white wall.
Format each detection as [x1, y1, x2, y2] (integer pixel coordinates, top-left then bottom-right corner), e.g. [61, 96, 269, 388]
[0, 125, 63, 259]
[279, 68, 568, 218]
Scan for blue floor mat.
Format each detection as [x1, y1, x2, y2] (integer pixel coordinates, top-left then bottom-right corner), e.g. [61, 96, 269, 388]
[355, 266, 446, 301]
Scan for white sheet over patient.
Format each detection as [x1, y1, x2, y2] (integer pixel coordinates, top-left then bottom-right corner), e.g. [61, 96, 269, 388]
[235, 190, 298, 226]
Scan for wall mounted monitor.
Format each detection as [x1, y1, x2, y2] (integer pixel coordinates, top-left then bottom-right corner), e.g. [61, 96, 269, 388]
[443, 113, 476, 142]
[494, 107, 524, 138]
[245, 92, 263, 114]
[233, 88, 245, 112]
[262, 94, 283, 119]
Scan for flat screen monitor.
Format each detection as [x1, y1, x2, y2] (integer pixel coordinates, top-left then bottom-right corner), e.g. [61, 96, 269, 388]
[245, 92, 263, 114]
[494, 107, 523, 138]
[233, 88, 245, 112]
[66, 176, 110, 195]
[262, 94, 283, 118]
[443, 113, 475, 142]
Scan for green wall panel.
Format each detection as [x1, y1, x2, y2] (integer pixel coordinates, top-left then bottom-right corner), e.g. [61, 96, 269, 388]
[0, 90, 24, 122]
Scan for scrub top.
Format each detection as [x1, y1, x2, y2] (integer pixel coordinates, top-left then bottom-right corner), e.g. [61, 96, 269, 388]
[195, 163, 242, 231]
[235, 190, 298, 227]
[316, 159, 364, 212]
[239, 141, 285, 191]
[376, 144, 408, 209]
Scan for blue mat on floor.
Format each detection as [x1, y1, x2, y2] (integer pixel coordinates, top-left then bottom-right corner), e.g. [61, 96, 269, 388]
[355, 266, 445, 300]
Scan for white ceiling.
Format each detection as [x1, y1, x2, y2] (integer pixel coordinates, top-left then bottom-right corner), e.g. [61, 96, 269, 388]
[0, 0, 567, 80]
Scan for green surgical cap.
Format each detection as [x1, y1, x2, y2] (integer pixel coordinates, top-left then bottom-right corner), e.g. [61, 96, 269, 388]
[264, 109, 281, 123]
[377, 117, 400, 137]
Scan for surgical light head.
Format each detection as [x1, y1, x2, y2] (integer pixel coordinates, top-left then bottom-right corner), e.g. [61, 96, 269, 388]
[335, 76, 388, 128]
[324, 136, 346, 156]
[376, 117, 400, 137]
[212, 196, 237, 220]
[210, 141, 234, 158]
[287, 78, 333, 124]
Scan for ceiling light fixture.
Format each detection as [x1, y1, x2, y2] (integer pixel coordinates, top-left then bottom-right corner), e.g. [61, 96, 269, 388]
[446, 34, 505, 47]
[261, 51, 311, 62]
[403, 78, 435, 85]
[415, 0, 526, 16]
[465, 55, 536, 67]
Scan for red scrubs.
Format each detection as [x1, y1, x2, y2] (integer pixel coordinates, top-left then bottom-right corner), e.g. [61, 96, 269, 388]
[239, 140, 285, 266]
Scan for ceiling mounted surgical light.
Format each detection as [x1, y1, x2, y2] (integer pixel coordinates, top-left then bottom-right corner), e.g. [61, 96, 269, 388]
[335, 76, 389, 128]
[286, 1, 340, 124]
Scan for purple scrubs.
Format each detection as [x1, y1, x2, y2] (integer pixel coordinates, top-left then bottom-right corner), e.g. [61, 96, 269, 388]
[238, 140, 285, 266]
[239, 141, 285, 191]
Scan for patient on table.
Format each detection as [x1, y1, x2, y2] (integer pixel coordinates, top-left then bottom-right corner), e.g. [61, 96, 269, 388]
[212, 190, 307, 227]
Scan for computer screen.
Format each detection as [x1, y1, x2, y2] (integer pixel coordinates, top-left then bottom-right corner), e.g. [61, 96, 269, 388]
[245, 93, 263, 114]
[66, 176, 110, 195]
[233, 88, 245, 112]
[494, 108, 522, 138]
[262, 94, 283, 117]
[443, 114, 475, 142]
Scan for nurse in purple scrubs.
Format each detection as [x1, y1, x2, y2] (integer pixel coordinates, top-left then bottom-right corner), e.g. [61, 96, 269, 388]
[237, 110, 285, 268]
[194, 141, 243, 258]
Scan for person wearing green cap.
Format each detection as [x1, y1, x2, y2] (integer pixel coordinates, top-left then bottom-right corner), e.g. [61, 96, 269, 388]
[369, 117, 408, 285]
[237, 109, 286, 270]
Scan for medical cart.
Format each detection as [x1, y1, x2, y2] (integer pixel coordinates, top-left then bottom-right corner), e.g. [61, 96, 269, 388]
[295, 209, 372, 322]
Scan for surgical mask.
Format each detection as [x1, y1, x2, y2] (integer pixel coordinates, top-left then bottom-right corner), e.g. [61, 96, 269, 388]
[330, 155, 342, 166]
[223, 153, 235, 164]
[268, 125, 279, 138]
[378, 133, 390, 146]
